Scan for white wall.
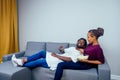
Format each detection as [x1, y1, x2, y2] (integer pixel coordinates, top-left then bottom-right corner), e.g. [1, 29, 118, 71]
[18, 0, 120, 76]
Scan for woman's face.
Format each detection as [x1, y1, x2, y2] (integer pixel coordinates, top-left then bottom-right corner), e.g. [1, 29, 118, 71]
[87, 32, 96, 44]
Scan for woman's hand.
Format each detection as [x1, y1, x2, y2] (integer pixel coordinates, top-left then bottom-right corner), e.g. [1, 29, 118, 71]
[77, 58, 88, 63]
[79, 59, 88, 62]
[76, 49, 84, 53]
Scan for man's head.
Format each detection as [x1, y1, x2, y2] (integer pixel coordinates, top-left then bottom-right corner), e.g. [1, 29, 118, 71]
[76, 38, 87, 49]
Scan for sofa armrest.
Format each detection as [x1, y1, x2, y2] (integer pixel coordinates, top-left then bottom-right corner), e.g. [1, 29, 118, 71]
[98, 61, 111, 80]
[2, 51, 25, 62]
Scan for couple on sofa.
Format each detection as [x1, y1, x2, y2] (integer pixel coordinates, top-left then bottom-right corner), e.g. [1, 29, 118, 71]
[12, 27, 105, 80]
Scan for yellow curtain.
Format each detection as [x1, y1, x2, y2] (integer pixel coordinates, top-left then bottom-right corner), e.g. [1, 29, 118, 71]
[0, 0, 19, 62]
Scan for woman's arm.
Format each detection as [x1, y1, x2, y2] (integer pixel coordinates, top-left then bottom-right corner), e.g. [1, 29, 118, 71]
[51, 52, 72, 61]
[78, 59, 102, 65]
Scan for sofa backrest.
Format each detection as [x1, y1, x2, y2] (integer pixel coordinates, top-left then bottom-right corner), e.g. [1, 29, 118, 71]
[24, 42, 70, 56]
[69, 43, 76, 47]
[46, 42, 69, 54]
[24, 42, 46, 56]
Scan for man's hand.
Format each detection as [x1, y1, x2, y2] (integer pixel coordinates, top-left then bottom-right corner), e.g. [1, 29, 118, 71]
[51, 52, 58, 57]
[59, 46, 64, 53]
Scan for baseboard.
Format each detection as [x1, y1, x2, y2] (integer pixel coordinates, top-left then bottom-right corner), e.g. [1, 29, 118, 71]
[111, 74, 120, 80]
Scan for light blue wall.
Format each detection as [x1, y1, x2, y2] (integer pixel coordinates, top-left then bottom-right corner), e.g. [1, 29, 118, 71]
[18, 0, 120, 76]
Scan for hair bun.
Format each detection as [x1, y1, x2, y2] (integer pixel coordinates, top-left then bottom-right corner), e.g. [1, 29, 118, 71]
[97, 27, 104, 37]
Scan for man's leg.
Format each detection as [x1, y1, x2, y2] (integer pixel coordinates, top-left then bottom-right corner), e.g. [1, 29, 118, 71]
[23, 58, 49, 68]
[11, 50, 47, 67]
[27, 50, 46, 62]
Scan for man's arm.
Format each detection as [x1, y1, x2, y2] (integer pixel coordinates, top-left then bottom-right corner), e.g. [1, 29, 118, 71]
[51, 52, 72, 61]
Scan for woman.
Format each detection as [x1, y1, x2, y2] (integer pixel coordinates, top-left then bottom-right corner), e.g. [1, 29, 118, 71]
[53, 27, 105, 80]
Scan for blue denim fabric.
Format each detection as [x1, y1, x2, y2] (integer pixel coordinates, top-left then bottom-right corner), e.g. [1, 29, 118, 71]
[23, 50, 49, 68]
[54, 61, 93, 80]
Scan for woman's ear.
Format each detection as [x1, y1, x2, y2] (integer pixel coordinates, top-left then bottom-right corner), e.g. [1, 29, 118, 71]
[93, 36, 97, 40]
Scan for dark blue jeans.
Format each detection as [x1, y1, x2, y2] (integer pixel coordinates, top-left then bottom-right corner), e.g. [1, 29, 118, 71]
[23, 50, 49, 68]
[54, 61, 93, 80]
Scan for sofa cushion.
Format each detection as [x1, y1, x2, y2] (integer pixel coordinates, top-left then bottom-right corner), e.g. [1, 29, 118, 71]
[0, 61, 31, 80]
[69, 43, 76, 47]
[32, 67, 98, 80]
[46, 42, 69, 54]
[32, 67, 55, 80]
[62, 68, 98, 80]
[24, 42, 46, 56]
